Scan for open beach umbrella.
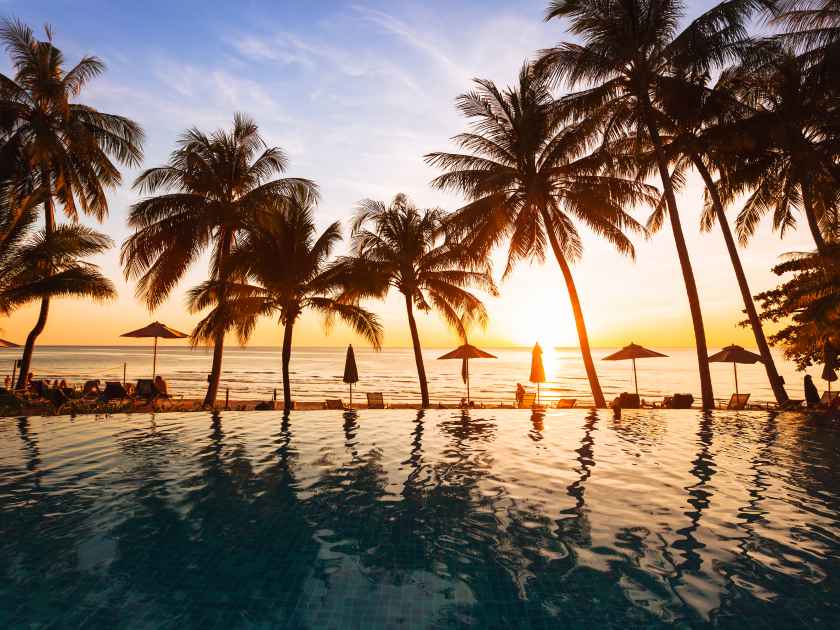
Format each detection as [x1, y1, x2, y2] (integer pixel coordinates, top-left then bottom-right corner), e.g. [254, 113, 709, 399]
[343, 344, 359, 407]
[437, 343, 496, 404]
[823, 345, 837, 394]
[603, 343, 668, 397]
[708, 344, 763, 396]
[120, 321, 189, 378]
[530, 343, 546, 405]
[0, 338, 20, 348]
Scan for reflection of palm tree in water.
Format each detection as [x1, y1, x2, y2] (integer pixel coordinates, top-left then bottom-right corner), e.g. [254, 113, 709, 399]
[672, 411, 716, 576]
[556, 410, 598, 547]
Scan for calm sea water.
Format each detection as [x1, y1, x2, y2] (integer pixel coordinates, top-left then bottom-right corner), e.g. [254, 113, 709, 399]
[0, 345, 821, 406]
[1, 409, 838, 628]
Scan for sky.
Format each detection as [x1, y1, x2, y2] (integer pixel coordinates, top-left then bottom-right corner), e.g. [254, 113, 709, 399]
[0, 0, 817, 350]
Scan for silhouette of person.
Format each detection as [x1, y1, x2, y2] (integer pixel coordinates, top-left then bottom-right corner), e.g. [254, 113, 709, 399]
[804, 374, 820, 407]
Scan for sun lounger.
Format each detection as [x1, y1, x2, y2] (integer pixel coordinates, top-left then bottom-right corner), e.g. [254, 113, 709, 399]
[101, 381, 130, 402]
[82, 380, 101, 397]
[555, 398, 577, 409]
[135, 378, 169, 401]
[325, 399, 344, 410]
[663, 393, 694, 409]
[726, 393, 750, 410]
[366, 392, 385, 409]
[517, 392, 536, 409]
[29, 380, 50, 399]
[613, 392, 640, 409]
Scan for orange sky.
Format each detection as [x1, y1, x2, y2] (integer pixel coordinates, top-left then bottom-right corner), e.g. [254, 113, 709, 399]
[0, 1, 812, 351]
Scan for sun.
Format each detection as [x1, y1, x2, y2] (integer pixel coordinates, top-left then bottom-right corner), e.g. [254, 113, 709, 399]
[511, 295, 577, 351]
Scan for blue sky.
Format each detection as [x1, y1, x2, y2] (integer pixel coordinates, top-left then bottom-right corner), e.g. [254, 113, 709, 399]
[0, 1, 813, 349]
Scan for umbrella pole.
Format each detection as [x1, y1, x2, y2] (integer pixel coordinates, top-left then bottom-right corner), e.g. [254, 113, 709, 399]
[734, 362, 738, 397]
[153, 336, 158, 379]
[349, 382, 352, 408]
[633, 358, 638, 397]
[466, 359, 470, 404]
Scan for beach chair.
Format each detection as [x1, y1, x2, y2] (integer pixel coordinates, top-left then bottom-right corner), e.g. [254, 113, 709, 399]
[135, 379, 164, 401]
[101, 381, 130, 402]
[613, 392, 640, 409]
[82, 380, 101, 398]
[324, 399, 344, 410]
[29, 380, 49, 399]
[366, 392, 385, 409]
[726, 393, 750, 410]
[670, 393, 694, 409]
[555, 398, 577, 409]
[518, 392, 536, 409]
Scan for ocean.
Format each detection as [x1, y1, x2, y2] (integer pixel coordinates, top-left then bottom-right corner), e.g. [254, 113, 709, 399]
[0, 345, 822, 407]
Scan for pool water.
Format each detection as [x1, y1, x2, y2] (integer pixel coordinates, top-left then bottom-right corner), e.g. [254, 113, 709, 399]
[1, 410, 839, 629]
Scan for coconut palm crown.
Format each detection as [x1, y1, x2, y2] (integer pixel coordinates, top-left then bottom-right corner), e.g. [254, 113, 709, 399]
[345, 193, 497, 408]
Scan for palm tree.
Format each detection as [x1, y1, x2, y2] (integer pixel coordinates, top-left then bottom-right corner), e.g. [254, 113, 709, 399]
[536, 0, 766, 408]
[722, 45, 839, 255]
[209, 194, 383, 411]
[0, 225, 116, 367]
[345, 194, 496, 408]
[121, 114, 316, 407]
[772, 0, 840, 82]
[426, 63, 650, 409]
[0, 19, 143, 386]
[639, 74, 791, 403]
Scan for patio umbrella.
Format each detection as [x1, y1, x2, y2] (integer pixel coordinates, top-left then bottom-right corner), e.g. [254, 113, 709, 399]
[603, 343, 668, 397]
[530, 343, 546, 405]
[343, 344, 359, 407]
[708, 344, 763, 396]
[120, 321, 189, 378]
[823, 345, 838, 394]
[437, 343, 496, 404]
[0, 338, 20, 348]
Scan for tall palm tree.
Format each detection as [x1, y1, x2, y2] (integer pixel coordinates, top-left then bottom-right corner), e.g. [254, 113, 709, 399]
[639, 74, 791, 402]
[722, 45, 839, 255]
[345, 194, 496, 408]
[426, 63, 650, 409]
[121, 114, 316, 407]
[773, 0, 840, 82]
[0, 19, 143, 385]
[536, 0, 766, 408]
[209, 194, 383, 411]
[0, 225, 116, 363]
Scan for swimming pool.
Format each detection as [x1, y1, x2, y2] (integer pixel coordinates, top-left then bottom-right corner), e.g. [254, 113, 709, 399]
[1, 410, 838, 628]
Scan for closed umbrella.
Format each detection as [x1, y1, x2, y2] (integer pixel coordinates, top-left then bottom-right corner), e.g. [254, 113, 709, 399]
[823, 344, 838, 394]
[120, 321, 189, 378]
[708, 344, 763, 396]
[603, 343, 668, 397]
[530, 343, 546, 405]
[343, 344, 359, 407]
[437, 343, 496, 404]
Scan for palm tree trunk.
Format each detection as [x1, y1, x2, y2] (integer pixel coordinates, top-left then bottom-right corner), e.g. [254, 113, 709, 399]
[202, 337, 224, 407]
[801, 184, 829, 257]
[646, 120, 715, 409]
[404, 293, 430, 408]
[693, 158, 789, 404]
[281, 318, 295, 412]
[202, 229, 234, 407]
[16, 184, 55, 390]
[540, 208, 606, 408]
[16, 297, 49, 390]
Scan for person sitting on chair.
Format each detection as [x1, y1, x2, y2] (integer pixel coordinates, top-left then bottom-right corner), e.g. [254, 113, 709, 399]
[154, 375, 169, 397]
[804, 375, 821, 408]
[515, 383, 525, 406]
